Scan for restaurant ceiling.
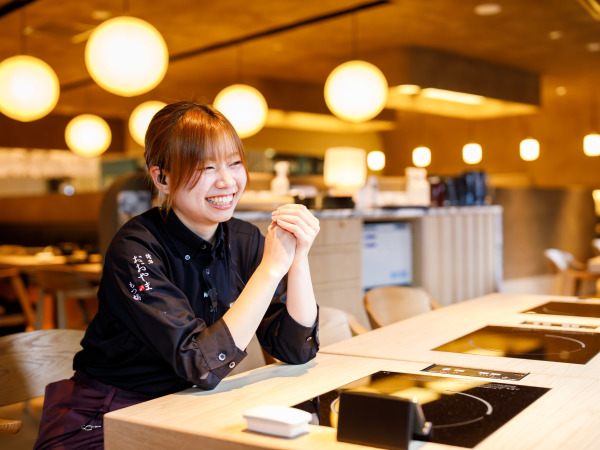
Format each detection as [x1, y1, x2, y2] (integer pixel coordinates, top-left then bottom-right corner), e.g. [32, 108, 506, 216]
[1, 0, 600, 123]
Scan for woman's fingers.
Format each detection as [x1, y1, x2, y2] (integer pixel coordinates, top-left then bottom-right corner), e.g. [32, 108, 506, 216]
[271, 204, 320, 251]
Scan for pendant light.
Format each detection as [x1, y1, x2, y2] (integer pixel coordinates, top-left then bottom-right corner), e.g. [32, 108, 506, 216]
[85, 16, 168, 97]
[324, 14, 388, 123]
[323, 147, 367, 196]
[214, 47, 268, 138]
[0, 9, 59, 122]
[325, 60, 388, 122]
[214, 84, 268, 138]
[65, 114, 112, 157]
[412, 146, 432, 168]
[129, 100, 167, 146]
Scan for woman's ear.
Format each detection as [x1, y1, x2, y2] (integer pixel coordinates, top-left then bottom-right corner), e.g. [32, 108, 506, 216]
[149, 166, 170, 194]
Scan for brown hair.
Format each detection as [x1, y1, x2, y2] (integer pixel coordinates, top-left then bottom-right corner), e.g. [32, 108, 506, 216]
[144, 102, 248, 212]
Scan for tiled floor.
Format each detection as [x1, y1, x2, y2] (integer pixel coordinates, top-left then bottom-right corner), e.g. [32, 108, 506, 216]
[0, 397, 44, 450]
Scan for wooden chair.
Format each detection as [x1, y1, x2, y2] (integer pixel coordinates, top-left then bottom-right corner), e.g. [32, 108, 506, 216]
[229, 306, 367, 375]
[592, 239, 600, 256]
[0, 329, 84, 434]
[318, 306, 368, 344]
[363, 286, 440, 329]
[0, 268, 36, 331]
[543, 248, 598, 296]
[34, 269, 98, 329]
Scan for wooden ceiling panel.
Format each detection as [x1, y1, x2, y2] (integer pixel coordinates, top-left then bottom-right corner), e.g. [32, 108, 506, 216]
[1, 0, 600, 119]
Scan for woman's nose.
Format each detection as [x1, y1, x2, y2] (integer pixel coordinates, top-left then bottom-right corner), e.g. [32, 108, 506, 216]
[216, 167, 236, 187]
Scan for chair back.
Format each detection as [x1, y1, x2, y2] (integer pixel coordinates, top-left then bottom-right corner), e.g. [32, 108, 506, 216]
[543, 248, 575, 273]
[0, 329, 84, 407]
[592, 239, 600, 256]
[228, 334, 267, 376]
[364, 286, 433, 329]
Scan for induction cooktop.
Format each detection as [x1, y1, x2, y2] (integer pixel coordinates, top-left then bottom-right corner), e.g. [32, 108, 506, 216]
[433, 325, 600, 364]
[294, 370, 550, 449]
[521, 301, 600, 318]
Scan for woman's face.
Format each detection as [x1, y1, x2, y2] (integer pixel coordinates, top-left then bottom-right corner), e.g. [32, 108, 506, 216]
[172, 148, 247, 240]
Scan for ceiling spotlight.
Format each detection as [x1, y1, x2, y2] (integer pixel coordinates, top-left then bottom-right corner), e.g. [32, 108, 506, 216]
[214, 84, 268, 138]
[129, 100, 167, 146]
[65, 114, 112, 157]
[474, 3, 502, 16]
[587, 42, 600, 52]
[85, 16, 168, 96]
[0, 55, 59, 122]
[324, 60, 388, 123]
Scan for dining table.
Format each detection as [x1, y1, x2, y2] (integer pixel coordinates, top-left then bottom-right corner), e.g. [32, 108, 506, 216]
[103, 292, 600, 450]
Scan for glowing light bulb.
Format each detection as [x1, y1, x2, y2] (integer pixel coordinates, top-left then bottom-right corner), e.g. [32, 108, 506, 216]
[0, 55, 59, 122]
[324, 60, 388, 123]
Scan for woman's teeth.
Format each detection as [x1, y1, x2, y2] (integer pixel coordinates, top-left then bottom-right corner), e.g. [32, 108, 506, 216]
[207, 194, 233, 205]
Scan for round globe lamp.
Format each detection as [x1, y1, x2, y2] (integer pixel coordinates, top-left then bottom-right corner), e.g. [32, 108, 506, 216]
[85, 16, 168, 96]
[324, 60, 388, 123]
[129, 100, 166, 146]
[584, 133, 600, 156]
[412, 146, 432, 168]
[65, 114, 112, 157]
[214, 84, 268, 138]
[0, 55, 59, 122]
[520, 138, 540, 161]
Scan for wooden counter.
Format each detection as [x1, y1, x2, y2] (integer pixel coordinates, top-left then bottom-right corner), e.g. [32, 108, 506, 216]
[322, 293, 600, 379]
[104, 293, 600, 449]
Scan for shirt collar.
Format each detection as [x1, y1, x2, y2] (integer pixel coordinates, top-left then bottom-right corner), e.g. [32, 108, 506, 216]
[160, 208, 225, 259]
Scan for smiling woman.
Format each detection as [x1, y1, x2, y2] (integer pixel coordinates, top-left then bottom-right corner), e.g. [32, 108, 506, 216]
[33, 101, 321, 450]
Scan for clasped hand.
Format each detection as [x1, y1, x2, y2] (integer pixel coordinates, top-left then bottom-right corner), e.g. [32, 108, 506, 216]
[262, 204, 320, 276]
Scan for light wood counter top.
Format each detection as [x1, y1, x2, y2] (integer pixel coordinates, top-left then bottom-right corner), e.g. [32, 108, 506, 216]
[104, 353, 600, 450]
[104, 293, 600, 449]
[322, 293, 600, 379]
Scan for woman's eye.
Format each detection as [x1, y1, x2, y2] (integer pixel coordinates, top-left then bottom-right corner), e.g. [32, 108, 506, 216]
[204, 166, 215, 171]
[230, 160, 242, 167]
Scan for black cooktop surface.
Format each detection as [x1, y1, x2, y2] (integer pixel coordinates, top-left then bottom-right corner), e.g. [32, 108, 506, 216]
[294, 370, 550, 448]
[433, 325, 600, 364]
[521, 301, 600, 318]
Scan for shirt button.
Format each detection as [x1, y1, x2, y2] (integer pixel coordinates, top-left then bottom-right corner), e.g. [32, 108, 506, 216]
[218, 352, 226, 361]
[205, 269, 210, 275]
[184, 255, 191, 260]
[201, 244, 207, 250]
[229, 361, 236, 369]
[306, 336, 313, 341]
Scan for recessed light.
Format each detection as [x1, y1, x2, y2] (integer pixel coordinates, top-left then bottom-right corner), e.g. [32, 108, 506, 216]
[556, 86, 567, 96]
[587, 42, 600, 52]
[474, 3, 502, 16]
[548, 30, 563, 40]
[91, 10, 111, 21]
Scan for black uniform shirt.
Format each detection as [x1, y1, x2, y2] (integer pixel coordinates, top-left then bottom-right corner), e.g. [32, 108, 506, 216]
[73, 207, 319, 396]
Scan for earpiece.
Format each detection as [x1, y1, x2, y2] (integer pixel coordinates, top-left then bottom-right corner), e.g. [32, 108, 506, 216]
[158, 170, 167, 185]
